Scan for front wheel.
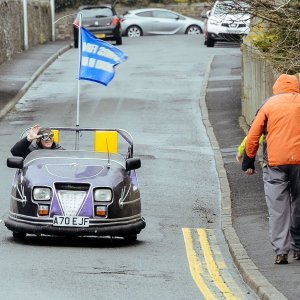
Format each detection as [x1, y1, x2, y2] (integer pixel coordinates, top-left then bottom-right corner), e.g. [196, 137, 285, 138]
[206, 37, 215, 47]
[126, 26, 142, 38]
[186, 25, 202, 35]
[123, 234, 137, 243]
[13, 232, 26, 239]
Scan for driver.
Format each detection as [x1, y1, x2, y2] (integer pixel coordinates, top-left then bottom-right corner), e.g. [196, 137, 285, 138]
[11, 124, 63, 158]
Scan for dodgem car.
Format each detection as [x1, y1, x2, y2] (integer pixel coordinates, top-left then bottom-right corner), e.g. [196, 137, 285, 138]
[5, 127, 145, 242]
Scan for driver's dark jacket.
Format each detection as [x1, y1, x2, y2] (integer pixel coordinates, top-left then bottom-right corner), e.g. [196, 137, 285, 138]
[11, 137, 63, 159]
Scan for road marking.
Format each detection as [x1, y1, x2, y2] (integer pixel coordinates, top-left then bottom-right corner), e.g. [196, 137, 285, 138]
[197, 229, 237, 300]
[182, 228, 246, 299]
[205, 229, 245, 298]
[182, 228, 218, 300]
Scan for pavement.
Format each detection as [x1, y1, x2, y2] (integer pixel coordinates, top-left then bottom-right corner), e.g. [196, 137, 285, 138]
[204, 54, 299, 300]
[0, 39, 297, 299]
[0, 40, 71, 120]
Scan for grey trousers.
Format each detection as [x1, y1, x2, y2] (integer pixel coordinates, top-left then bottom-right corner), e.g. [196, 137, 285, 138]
[263, 165, 300, 254]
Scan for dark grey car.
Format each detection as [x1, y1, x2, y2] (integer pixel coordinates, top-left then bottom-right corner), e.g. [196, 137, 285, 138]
[73, 5, 122, 47]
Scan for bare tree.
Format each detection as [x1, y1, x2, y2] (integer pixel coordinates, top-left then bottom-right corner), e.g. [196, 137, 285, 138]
[207, 0, 300, 73]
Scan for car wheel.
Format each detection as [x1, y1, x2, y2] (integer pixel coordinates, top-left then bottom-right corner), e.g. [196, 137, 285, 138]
[126, 26, 142, 38]
[13, 232, 26, 239]
[186, 25, 202, 35]
[123, 234, 137, 243]
[206, 37, 215, 47]
[116, 36, 122, 45]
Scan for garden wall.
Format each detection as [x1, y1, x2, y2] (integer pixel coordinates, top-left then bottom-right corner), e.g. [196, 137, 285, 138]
[0, 0, 51, 66]
[241, 43, 278, 125]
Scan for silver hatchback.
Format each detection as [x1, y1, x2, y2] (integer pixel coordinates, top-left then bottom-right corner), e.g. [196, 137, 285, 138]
[121, 8, 204, 38]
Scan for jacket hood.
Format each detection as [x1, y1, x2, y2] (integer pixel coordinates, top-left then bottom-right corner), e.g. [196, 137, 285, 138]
[272, 74, 299, 95]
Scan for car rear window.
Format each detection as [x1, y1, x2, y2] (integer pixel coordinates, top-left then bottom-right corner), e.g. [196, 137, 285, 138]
[152, 11, 179, 19]
[81, 7, 114, 18]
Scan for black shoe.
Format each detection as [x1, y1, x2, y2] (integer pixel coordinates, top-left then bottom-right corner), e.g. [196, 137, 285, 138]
[293, 251, 300, 260]
[275, 254, 288, 264]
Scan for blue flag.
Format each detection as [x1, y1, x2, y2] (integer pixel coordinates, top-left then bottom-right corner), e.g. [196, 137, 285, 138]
[79, 28, 128, 86]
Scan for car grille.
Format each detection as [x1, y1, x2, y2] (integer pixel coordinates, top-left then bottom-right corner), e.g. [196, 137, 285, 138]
[218, 33, 244, 41]
[221, 23, 247, 28]
[55, 183, 90, 216]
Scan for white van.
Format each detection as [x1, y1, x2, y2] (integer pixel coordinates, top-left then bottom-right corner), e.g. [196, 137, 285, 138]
[204, 0, 250, 47]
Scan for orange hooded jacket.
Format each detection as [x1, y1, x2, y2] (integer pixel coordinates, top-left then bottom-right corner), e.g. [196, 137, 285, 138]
[245, 74, 300, 167]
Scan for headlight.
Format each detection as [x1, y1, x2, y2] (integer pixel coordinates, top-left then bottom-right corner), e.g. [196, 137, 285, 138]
[94, 188, 112, 202]
[33, 187, 52, 201]
[209, 19, 220, 26]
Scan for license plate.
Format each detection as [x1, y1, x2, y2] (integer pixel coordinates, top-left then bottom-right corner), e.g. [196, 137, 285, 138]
[53, 216, 89, 227]
[226, 30, 241, 34]
[95, 33, 106, 38]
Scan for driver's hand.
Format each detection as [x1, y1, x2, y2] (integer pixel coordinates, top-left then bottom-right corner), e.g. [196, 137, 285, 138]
[27, 124, 42, 142]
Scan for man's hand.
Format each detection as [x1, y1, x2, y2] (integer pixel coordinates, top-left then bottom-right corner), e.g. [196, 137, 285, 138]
[242, 151, 255, 174]
[27, 124, 42, 142]
[244, 168, 256, 175]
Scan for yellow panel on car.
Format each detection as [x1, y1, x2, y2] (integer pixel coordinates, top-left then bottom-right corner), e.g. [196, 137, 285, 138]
[52, 130, 60, 144]
[94, 131, 118, 154]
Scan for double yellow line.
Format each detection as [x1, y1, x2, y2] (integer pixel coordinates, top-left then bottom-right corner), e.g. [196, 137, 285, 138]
[182, 228, 240, 300]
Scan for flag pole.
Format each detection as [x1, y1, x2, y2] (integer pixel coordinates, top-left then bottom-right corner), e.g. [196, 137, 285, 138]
[75, 13, 82, 150]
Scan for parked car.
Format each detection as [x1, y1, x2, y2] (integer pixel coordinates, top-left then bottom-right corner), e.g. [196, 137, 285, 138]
[5, 127, 145, 242]
[120, 8, 204, 38]
[73, 4, 122, 47]
[204, 0, 250, 47]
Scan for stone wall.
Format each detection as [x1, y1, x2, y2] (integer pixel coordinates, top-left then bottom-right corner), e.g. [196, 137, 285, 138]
[28, 0, 52, 45]
[55, 2, 210, 40]
[0, 0, 51, 66]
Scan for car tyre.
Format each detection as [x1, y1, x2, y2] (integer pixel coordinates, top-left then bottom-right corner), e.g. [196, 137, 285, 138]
[13, 232, 26, 239]
[126, 26, 142, 38]
[116, 36, 122, 45]
[206, 37, 215, 47]
[123, 234, 137, 243]
[186, 25, 202, 35]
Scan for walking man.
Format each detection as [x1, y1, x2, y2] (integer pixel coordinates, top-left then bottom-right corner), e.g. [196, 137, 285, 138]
[242, 74, 300, 264]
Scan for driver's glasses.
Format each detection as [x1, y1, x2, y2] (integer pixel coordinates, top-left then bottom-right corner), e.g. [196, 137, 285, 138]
[41, 133, 54, 141]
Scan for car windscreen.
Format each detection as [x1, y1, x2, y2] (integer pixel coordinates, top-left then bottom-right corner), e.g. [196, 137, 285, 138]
[80, 7, 114, 18]
[214, 1, 250, 16]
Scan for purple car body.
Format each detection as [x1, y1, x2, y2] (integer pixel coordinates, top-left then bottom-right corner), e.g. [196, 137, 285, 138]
[5, 127, 145, 242]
